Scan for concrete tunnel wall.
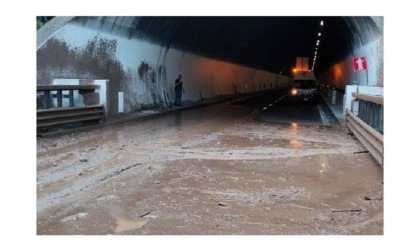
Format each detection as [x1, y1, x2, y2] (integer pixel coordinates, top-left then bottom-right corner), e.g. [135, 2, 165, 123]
[318, 17, 383, 88]
[37, 16, 383, 119]
[37, 17, 289, 118]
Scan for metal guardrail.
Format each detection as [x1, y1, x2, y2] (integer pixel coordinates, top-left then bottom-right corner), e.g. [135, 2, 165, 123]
[352, 93, 383, 105]
[352, 93, 383, 134]
[347, 93, 383, 166]
[37, 105, 104, 128]
[37, 84, 98, 109]
[319, 84, 344, 106]
[37, 85, 105, 130]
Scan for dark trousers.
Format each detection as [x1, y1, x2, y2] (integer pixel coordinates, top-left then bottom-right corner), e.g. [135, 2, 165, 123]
[175, 88, 182, 106]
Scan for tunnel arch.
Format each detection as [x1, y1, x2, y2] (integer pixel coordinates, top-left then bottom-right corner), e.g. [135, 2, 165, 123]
[37, 16, 383, 118]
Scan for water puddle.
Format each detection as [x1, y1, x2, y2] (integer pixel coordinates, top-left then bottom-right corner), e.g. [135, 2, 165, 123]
[114, 217, 148, 233]
[195, 135, 338, 150]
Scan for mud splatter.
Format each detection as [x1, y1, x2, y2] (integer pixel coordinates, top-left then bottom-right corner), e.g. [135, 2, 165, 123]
[137, 61, 156, 83]
[37, 36, 126, 116]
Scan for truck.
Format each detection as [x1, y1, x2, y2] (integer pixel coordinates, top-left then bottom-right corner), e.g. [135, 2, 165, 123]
[289, 57, 318, 102]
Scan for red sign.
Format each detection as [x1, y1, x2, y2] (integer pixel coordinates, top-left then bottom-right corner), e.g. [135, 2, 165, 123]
[353, 57, 368, 71]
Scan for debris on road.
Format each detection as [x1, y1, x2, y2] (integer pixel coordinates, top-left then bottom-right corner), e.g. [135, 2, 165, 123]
[140, 211, 151, 218]
[331, 209, 362, 213]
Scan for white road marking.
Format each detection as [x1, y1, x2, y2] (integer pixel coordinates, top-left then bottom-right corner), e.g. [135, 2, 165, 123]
[262, 107, 267, 110]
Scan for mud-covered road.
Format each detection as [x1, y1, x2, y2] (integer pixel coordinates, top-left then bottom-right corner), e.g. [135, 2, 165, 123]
[37, 91, 383, 234]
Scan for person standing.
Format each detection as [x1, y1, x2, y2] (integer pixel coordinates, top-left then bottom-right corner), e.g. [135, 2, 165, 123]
[174, 74, 184, 107]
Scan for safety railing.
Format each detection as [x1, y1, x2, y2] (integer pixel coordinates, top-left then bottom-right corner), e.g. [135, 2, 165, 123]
[346, 92, 383, 166]
[37, 84, 105, 130]
[37, 105, 104, 128]
[353, 93, 383, 134]
[37, 84, 99, 109]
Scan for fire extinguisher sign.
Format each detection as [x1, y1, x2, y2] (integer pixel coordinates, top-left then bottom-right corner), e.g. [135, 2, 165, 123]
[353, 57, 368, 71]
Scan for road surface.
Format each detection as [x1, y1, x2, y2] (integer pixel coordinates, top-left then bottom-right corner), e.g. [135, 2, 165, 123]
[37, 90, 383, 234]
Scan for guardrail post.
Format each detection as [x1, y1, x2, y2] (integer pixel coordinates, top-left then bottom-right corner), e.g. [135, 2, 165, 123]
[69, 90, 74, 107]
[332, 89, 337, 105]
[57, 90, 63, 107]
[43, 90, 50, 109]
[351, 99, 359, 116]
[118, 92, 124, 114]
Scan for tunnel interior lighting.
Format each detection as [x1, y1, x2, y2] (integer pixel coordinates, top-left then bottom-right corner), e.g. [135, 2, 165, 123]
[312, 20, 325, 71]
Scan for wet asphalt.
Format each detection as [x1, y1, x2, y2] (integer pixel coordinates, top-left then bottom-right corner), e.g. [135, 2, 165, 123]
[232, 89, 337, 126]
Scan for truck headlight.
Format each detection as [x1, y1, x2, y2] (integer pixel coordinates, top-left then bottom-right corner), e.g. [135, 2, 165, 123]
[291, 89, 298, 95]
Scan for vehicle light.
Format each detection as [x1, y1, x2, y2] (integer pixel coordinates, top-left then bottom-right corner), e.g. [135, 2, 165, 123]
[291, 89, 298, 95]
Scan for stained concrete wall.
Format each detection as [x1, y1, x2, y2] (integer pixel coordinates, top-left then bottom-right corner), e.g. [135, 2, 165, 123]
[37, 18, 288, 118]
[318, 17, 383, 88]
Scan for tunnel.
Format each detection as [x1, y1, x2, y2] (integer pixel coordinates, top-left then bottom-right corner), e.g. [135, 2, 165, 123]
[36, 16, 384, 235]
[37, 16, 383, 118]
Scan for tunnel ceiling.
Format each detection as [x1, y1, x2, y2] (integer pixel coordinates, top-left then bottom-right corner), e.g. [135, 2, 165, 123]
[72, 16, 380, 76]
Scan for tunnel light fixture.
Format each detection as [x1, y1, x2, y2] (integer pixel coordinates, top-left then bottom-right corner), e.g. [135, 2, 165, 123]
[312, 20, 324, 72]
